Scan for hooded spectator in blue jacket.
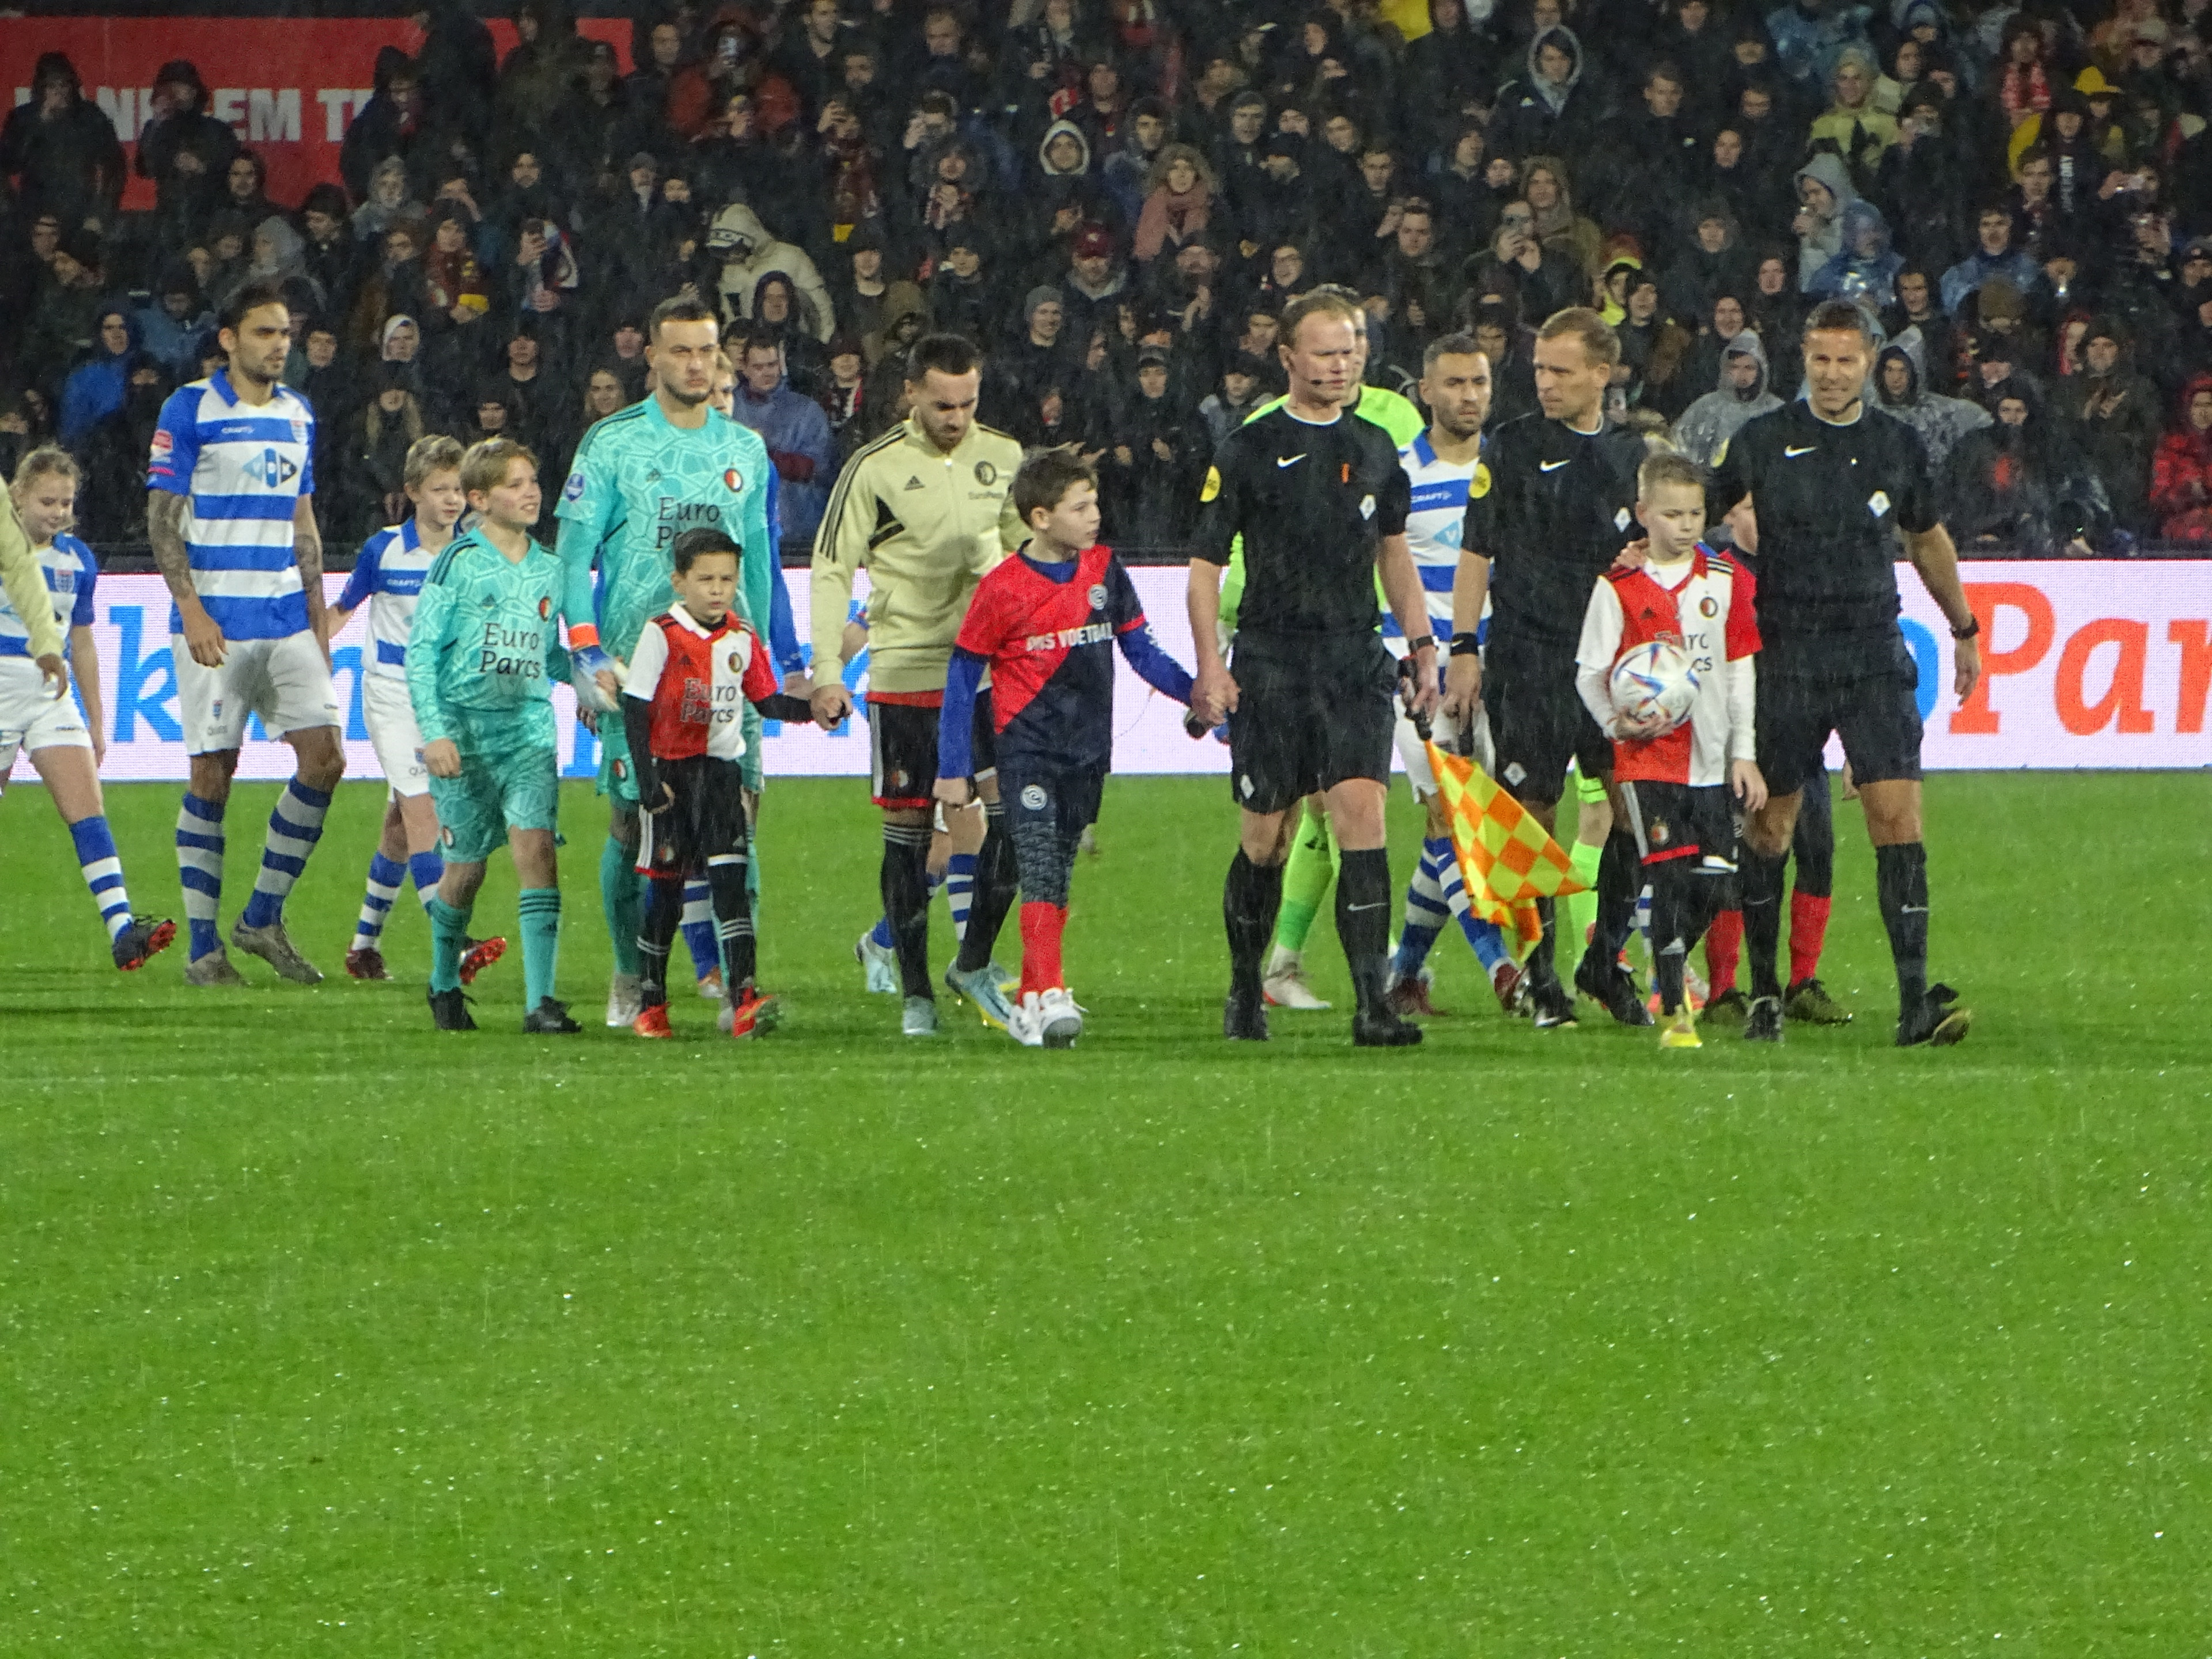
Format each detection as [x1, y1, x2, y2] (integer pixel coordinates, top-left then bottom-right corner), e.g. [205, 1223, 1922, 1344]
[59, 304, 141, 448]
[732, 329, 835, 549]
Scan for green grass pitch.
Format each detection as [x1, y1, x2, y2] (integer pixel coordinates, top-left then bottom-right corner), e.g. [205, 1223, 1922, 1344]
[2, 771, 2207, 1655]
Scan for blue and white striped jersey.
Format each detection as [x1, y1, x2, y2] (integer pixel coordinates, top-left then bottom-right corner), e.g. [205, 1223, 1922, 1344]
[1385, 431, 1483, 656]
[336, 519, 435, 680]
[149, 370, 315, 641]
[0, 533, 96, 658]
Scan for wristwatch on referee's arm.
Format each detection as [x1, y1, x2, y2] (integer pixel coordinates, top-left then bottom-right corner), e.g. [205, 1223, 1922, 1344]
[1950, 615, 1980, 641]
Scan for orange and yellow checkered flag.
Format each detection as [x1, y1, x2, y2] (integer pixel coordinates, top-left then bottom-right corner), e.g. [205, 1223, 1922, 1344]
[1423, 741, 1590, 955]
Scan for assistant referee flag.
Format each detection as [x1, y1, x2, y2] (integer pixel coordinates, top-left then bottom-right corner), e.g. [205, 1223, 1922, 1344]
[1424, 741, 1589, 955]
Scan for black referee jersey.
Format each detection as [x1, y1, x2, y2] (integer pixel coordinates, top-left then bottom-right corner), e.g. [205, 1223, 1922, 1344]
[1192, 405, 1411, 641]
[1710, 400, 1938, 663]
[1460, 412, 1646, 652]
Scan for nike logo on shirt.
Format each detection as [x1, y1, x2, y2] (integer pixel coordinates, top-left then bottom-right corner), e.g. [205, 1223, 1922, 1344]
[1277, 454, 1306, 468]
[1784, 445, 1817, 458]
[1539, 459, 1571, 472]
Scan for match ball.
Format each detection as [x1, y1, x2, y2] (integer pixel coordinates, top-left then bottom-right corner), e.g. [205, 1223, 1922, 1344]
[1608, 639, 1699, 733]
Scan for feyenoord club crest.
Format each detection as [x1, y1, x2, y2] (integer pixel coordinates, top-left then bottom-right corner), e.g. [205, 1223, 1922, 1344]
[728, 650, 744, 671]
[974, 460, 998, 486]
[537, 596, 552, 619]
[723, 467, 745, 493]
[1699, 595, 1719, 618]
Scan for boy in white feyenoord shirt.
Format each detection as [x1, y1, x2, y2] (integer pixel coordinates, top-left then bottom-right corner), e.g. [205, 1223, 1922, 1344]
[327, 435, 509, 984]
[1575, 450, 1765, 1050]
[148, 283, 346, 987]
[1379, 337, 1521, 1018]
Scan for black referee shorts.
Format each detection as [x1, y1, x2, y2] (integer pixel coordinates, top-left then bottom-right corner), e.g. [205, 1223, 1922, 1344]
[1756, 638, 1923, 799]
[1227, 633, 1396, 816]
[638, 755, 749, 878]
[868, 691, 997, 810]
[1486, 639, 1612, 804]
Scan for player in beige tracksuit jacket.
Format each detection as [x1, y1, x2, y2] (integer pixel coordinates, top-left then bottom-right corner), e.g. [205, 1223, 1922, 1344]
[808, 335, 1027, 1035]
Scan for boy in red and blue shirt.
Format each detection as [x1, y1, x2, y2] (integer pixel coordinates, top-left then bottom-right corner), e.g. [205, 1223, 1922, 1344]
[934, 450, 1196, 1047]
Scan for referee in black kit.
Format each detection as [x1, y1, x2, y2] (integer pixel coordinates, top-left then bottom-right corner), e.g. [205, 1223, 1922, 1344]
[1710, 300, 1982, 1047]
[1440, 307, 1653, 1031]
[1187, 290, 1440, 1047]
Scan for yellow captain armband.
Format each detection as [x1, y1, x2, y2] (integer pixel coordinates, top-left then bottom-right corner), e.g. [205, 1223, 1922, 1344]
[1471, 461, 1491, 499]
[1200, 465, 1222, 503]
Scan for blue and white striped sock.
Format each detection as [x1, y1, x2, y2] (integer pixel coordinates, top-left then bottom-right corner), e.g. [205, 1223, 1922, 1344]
[946, 852, 976, 942]
[1438, 849, 1509, 974]
[239, 779, 331, 930]
[353, 851, 406, 949]
[176, 791, 226, 959]
[408, 848, 444, 914]
[681, 878, 720, 981]
[1392, 836, 1451, 979]
[69, 815, 131, 942]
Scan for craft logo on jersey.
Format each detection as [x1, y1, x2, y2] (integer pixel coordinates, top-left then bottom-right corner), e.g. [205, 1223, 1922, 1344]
[248, 448, 298, 489]
[1087, 584, 1108, 610]
[974, 461, 998, 487]
[723, 467, 745, 493]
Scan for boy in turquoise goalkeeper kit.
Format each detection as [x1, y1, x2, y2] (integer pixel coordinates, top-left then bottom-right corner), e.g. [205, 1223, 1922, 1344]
[407, 438, 580, 1035]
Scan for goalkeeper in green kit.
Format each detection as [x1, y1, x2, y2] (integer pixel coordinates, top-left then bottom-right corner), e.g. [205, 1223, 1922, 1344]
[555, 296, 802, 1029]
[407, 438, 580, 1036]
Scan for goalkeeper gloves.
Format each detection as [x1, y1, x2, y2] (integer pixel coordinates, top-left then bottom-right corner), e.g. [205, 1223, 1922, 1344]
[571, 643, 618, 713]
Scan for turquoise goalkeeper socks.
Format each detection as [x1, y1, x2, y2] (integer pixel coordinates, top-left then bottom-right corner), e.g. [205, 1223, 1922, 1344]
[427, 896, 472, 994]
[518, 887, 561, 1007]
[600, 836, 642, 976]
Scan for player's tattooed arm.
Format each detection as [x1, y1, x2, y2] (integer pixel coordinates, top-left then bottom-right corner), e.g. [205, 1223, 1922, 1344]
[294, 497, 329, 660]
[149, 491, 226, 667]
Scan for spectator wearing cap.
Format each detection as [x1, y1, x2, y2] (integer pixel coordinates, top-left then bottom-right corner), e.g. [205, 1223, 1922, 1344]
[136, 61, 239, 242]
[816, 333, 870, 462]
[1059, 223, 1131, 354]
[1109, 342, 1202, 550]
[927, 233, 1001, 344]
[732, 329, 836, 546]
[1245, 130, 1318, 258]
[999, 286, 1082, 414]
[0, 53, 124, 228]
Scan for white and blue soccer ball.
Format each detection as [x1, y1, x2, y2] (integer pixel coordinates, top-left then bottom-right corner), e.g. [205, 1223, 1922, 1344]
[1609, 639, 1699, 732]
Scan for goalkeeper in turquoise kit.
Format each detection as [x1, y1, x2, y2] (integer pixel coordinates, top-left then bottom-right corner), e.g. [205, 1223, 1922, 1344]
[407, 438, 580, 1036]
[555, 296, 802, 1030]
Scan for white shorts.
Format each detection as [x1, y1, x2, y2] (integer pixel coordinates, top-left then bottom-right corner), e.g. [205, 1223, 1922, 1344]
[362, 671, 429, 797]
[1393, 702, 1493, 801]
[0, 658, 92, 782]
[175, 631, 340, 755]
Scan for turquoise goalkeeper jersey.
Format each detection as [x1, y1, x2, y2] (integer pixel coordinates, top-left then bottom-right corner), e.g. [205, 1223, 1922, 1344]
[406, 528, 571, 751]
[554, 397, 777, 669]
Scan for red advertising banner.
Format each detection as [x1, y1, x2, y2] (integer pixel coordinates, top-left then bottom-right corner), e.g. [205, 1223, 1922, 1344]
[5, 17, 632, 210]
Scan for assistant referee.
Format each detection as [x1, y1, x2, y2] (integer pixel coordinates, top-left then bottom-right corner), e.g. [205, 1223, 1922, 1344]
[1709, 300, 1982, 1047]
[1188, 290, 1439, 1047]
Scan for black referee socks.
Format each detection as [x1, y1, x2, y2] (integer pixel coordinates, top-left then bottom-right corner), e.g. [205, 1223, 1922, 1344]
[1224, 850, 1285, 998]
[1336, 848, 1393, 1014]
[1874, 841, 1930, 1009]
[1740, 848, 1788, 1002]
[881, 822, 934, 1000]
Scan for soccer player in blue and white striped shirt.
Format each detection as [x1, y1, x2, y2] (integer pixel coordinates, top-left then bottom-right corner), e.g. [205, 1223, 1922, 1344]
[3, 448, 175, 969]
[147, 283, 346, 987]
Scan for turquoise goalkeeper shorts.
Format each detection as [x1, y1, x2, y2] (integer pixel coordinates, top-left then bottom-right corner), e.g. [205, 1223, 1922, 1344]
[431, 740, 559, 864]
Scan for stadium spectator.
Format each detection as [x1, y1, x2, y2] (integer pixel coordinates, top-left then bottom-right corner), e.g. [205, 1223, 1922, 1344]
[2150, 374, 2212, 541]
[732, 332, 836, 546]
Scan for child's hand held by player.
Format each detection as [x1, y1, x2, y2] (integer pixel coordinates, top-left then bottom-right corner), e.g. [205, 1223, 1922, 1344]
[1731, 757, 1767, 814]
[423, 737, 462, 778]
[35, 652, 67, 698]
[933, 775, 973, 808]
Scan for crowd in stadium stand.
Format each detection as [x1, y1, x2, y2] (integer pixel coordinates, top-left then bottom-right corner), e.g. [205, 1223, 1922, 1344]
[8, 0, 2212, 555]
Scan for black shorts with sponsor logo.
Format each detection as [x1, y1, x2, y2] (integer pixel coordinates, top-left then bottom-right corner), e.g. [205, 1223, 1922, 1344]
[1616, 779, 1739, 873]
[868, 690, 997, 810]
[1755, 635, 1923, 798]
[1226, 631, 1396, 816]
[637, 755, 750, 878]
[1485, 637, 1614, 801]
